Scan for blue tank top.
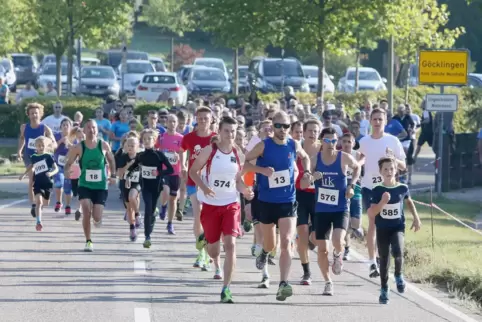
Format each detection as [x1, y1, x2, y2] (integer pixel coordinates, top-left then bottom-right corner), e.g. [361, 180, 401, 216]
[314, 151, 348, 213]
[54, 133, 69, 168]
[24, 123, 45, 158]
[257, 137, 297, 203]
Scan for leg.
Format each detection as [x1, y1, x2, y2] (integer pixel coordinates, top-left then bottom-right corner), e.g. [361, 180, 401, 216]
[191, 192, 203, 238]
[331, 212, 349, 276]
[159, 183, 169, 220]
[391, 230, 406, 292]
[35, 193, 43, 230]
[92, 204, 104, 224]
[64, 178, 72, 211]
[362, 188, 379, 272]
[81, 198, 93, 241]
[222, 235, 236, 287]
[376, 229, 392, 289]
[277, 216, 296, 282]
[177, 177, 187, 219]
[166, 176, 180, 234]
[128, 189, 140, 224]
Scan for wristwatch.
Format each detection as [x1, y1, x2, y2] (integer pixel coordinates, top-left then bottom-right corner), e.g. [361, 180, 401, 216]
[303, 170, 311, 175]
[349, 183, 355, 189]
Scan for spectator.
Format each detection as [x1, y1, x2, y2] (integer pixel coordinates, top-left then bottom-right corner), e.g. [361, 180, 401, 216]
[379, 99, 389, 111]
[414, 100, 433, 162]
[0, 78, 8, 104]
[94, 107, 112, 141]
[44, 82, 58, 97]
[321, 110, 343, 137]
[16, 81, 39, 103]
[283, 86, 297, 105]
[42, 102, 66, 133]
[384, 109, 407, 140]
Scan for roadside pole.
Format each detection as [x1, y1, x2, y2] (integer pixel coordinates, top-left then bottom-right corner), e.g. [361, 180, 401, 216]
[436, 86, 444, 197]
[77, 37, 82, 89]
[121, 42, 127, 96]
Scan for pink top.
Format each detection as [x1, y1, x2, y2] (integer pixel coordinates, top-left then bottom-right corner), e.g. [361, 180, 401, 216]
[70, 161, 81, 179]
[156, 131, 183, 176]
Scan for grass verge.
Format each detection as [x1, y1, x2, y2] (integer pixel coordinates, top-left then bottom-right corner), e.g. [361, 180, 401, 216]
[0, 146, 24, 176]
[362, 194, 482, 307]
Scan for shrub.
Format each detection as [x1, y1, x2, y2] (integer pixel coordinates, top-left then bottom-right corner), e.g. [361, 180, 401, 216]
[167, 44, 205, 71]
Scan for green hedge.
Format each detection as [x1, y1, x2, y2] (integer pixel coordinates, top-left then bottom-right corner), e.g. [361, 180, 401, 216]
[1, 88, 481, 138]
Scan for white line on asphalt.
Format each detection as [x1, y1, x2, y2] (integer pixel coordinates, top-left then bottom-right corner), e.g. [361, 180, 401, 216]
[134, 308, 151, 322]
[0, 199, 28, 211]
[349, 249, 479, 322]
[134, 260, 147, 274]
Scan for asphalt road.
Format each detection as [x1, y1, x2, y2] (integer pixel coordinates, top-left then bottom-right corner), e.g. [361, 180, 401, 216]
[0, 178, 480, 322]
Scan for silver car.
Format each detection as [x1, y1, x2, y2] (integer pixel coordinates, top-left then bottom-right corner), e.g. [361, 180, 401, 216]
[186, 66, 231, 95]
[11, 54, 38, 85]
[37, 63, 78, 95]
[117, 60, 155, 95]
[78, 66, 120, 98]
[0, 58, 17, 92]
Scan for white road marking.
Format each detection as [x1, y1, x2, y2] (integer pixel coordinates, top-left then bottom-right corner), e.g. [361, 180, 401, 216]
[134, 260, 147, 274]
[349, 249, 479, 322]
[0, 199, 28, 211]
[134, 308, 151, 322]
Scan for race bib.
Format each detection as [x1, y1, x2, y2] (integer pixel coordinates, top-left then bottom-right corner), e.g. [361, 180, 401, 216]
[317, 187, 339, 206]
[141, 166, 157, 179]
[381, 202, 402, 219]
[86, 169, 102, 182]
[129, 171, 140, 183]
[211, 173, 236, 193]
[57, 155, 66, 167]
[33, 160, 48, 175]
[27, 138, 36, 150]
[371, 173, 383, 185]
[268, 169, 290, 188]
[164, 152, 178, 165]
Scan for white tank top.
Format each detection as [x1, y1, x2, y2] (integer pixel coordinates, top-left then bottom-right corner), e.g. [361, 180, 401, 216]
[197, 147, 240, 206]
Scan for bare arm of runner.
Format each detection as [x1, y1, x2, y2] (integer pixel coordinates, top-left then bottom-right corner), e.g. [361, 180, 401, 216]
[404, 196, 421, 232]
[367, 191, 390, 219]
[44, 125, 58, 150]
[64, 144, 81, 178]
[17, 124, 26, 161]
[47, 162, 59, 178]
[102, 141, 117, 184]
[189, 145, 215, 197]
[344, 152, 361, 185]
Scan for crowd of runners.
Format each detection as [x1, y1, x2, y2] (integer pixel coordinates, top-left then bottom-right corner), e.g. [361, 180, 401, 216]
[16, 88, 424, 305]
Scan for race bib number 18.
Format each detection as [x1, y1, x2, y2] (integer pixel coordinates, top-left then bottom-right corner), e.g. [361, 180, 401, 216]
[86, 169, 102, 182]
[268, 169, 290, 189]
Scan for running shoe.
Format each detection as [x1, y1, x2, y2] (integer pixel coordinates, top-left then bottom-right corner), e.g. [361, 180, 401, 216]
[167, 222, 175, 235]
[84, 241, 93, 252]
[351, 228, 364, 240]
[379, 286, 389, 304]
[159, 205, 167, 221]
[54, 202, 62, 213]
[135, 215, 141, 228]
[201, 259, 211, 271]
[255, 252, 268, 270]
[65, 206, 71, 216]
[35, 222, 43, 232]
[75, 209, 82, 221]
[175, 209, 183, 221]
[258, 276, 270, 289]
[30, 205, 36, 218]
[130, 227, 137, 242]
[300, 273, 312, 285]
[322, 281, 334, 296]
[196, 233, 207, 251]
[369, 263, 380, 278]
[395, 275, 406, 293]
[268, 256, 276, 266]
[213, 268, 223, 280]
[276, 282, 293, 301]
[343, 247, 350, 261]
[332, 253, 343, 275]
[220, 288, 233, 303]
[143, 237, 151, 249]
[243, 220, 252, 232]
[251, 245, 256, 257]
[124, 211, 127, 221]
[193, 249, 204, 268]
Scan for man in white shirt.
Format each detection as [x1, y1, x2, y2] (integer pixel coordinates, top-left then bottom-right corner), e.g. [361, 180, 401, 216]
[358, 108, 406, 279]
[44, 82, 58, 97]
[16, 82, 39, 103]
[41, 102, 66, 134]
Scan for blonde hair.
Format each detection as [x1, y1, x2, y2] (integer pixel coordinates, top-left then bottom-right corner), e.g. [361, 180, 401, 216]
[140, 129, 159, 142]
[26, 103, 45, 118]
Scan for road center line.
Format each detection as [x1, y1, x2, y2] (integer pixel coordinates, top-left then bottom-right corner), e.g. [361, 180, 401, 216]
[349, 249, 479, 322]
[134, 260, 147, 274]
[134, 308, 151, 322]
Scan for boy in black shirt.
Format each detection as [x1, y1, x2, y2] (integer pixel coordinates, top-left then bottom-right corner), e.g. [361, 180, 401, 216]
[20, 136, 59, 231]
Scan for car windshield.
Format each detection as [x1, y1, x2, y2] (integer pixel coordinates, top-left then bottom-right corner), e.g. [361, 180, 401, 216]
[195, 60, 225, 71]
[44, 56, 66, 64]
[42, 65, 69, 76]
[151, 61, 166, 72]
[347, 70, 379, 81]
[303, 68, 318, 78]
[0, 65, 5, 74]
[192, 69, 226, 81]
[143, 75, 176, 84]
[82, 68, 115, 79]
[126, 63, 154, 74]
[108, 52, 148, 67]
[1, 61, 10, 71]
[238, 69, 248, 78]
[12, 56, 33, 66]
[263, 60, 303, 77]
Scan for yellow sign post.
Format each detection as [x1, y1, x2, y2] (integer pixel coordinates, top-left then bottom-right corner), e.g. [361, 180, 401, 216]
[418, 50, 469, 85]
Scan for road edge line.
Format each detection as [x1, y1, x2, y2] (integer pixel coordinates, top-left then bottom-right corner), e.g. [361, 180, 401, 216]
[0, 199, 28, 211]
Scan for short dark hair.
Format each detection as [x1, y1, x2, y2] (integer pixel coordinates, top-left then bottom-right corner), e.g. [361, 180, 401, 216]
[196, 106, 212, 115]
[370, 108, 386, 119]
[291, 121, 303, 130]
[342, 132, 355, 141]
[320, 127, 337, 138]
[303, 118, 321, 132]
[219, 116, 238, 130]
[379, 99, 388, 104]
[378, 157, 396, 170]
[322, 110, 331, 120]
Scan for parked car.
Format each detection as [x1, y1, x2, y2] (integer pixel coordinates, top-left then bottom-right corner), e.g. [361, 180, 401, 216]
[186, 66, 231, 95]
[248, 57, 310, 93]
[149, 56, 167, 72]
[37, 63, 78, 95]
[0, 58, 17, 92]
[177, 65, 194, 84]
[301, 65, 335, 93]
[231, 65, 250, 93]
[468, 73, 482, 88]
[40, 54, 67, 69]
[116, 59, 155, 95]
[81, 57, 100, 67]
[11, 53, 38, 86]
[193, 57, 228, 80]
[77, 66, 119, 98]
[337, 67, 387, 93]
[97, 50, 149, 69]
[135, 72, 188, 105]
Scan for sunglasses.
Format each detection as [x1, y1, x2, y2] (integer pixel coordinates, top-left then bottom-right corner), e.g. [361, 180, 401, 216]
[322, 138, 338, 144]
[273, 123, 290, 130]
[159, 115, 168, 119]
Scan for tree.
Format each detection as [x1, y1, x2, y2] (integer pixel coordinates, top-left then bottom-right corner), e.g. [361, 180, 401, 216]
[26, 0, 133, 94]
[0, 1, 37, 57]
[167, 44, 205, 71]
[143, 0, 195, 71]
[389, 0, 464, 102]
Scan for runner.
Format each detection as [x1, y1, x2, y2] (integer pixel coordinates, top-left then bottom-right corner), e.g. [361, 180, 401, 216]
[311, 128, 360, 296]
[17, 103, 57, 217]
[156, 114, 184, 235]
[180, 106, 217, 269]
[19, 136, 59, 231]
[125, 129, 174, 248]
[189, 116, 254, 303]
[358, 108, 406, 278]
[244, 111, 313, 301]
[71, 126, 84, 220]
[295, 119, 322, 285]
[53, 118, 74, 215]
[367, 157, 421, 304]
[64, 120, 117, 252]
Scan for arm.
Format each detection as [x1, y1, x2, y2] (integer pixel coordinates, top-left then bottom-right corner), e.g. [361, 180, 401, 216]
[404, 196, 421, 231]
[64, 144, 80, 177]
[19, 164, 33, 180]
[344, 152, 361, 184]
[189, 145, 212, 193]
[367, 192, 387, 218]
[295, 140, 311, 175]
[158, 151, 174, 176]
[244, 141, 264, 163]
[17, 124, 26, 158]
[102, 141, 116, 177]
[393, 140, 407, 171]
[44, 126, 58, 150]
[48, 162, 59, 177]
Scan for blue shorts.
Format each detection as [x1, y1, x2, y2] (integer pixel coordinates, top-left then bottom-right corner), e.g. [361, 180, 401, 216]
[350, 198, 362, 219]
[362, 188, 373, 212]
[54, 170, 65, 189]
[187, 185, 197, 197]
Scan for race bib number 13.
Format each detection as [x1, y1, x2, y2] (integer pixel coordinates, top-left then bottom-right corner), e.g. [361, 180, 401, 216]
[268, 169, 290, 189]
